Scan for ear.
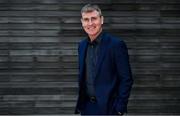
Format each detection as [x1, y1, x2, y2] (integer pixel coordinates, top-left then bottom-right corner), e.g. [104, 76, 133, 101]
[81, 18, 83, 24]
[101, 16, 104, 24]
[81, 18, 84, 26]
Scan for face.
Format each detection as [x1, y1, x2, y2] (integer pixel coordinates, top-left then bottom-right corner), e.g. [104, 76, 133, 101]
[81, 10, 104, 40]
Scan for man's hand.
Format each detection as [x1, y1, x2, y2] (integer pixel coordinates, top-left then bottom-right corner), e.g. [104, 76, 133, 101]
[118, 112, 123, 116]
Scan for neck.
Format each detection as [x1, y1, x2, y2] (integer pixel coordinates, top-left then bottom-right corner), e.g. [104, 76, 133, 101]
[89, 29, 102, 42]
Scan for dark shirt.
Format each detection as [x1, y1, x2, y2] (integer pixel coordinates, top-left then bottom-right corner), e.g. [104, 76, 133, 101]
[85, 33, 102, 97]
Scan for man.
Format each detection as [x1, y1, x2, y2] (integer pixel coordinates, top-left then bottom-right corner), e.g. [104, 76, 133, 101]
[75, 4, 133, 115]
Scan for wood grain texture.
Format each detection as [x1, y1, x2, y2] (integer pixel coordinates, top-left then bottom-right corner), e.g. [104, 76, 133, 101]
[0, 0, 180, 115]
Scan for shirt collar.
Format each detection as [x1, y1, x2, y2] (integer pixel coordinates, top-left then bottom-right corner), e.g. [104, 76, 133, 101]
[87, 31, 103, 45]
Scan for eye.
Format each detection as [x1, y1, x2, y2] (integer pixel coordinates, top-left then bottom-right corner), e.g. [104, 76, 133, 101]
[91, 17, 97, 21]
[82, 18, 89, 22]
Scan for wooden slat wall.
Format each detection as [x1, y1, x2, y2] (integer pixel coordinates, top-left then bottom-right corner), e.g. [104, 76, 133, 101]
[129, 0, 180, 115]
[0, 0, 180, 115]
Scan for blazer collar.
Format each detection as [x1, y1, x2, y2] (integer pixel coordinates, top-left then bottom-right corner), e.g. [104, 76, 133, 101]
[94, 32, 109, 79]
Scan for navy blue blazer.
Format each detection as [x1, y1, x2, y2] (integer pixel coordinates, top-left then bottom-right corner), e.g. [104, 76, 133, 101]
[75, 32, 133, 114]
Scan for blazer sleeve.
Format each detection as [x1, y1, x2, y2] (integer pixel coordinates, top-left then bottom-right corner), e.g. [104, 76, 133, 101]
[113, 40, 133, 113]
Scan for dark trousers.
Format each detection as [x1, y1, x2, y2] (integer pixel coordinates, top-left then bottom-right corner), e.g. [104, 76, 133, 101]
[80, 96, 118, 115]
[81, 98, 103, 115]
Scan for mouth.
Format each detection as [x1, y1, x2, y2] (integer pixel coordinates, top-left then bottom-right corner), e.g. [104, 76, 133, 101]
[87, 27, 95, 31]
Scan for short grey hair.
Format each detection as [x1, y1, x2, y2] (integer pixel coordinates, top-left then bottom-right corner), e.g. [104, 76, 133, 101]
[81, 4, 102, 16]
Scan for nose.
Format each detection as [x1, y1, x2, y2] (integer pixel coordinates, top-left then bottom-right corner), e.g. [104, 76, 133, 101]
[87, 19, 93, 25]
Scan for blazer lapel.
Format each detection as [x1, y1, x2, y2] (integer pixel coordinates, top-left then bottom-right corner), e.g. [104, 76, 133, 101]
[94, 33, 109, 80]
[79, 40, 88, 81]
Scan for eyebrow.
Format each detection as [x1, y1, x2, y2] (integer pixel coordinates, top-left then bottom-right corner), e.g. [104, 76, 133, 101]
[83, 16, 97, 19]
